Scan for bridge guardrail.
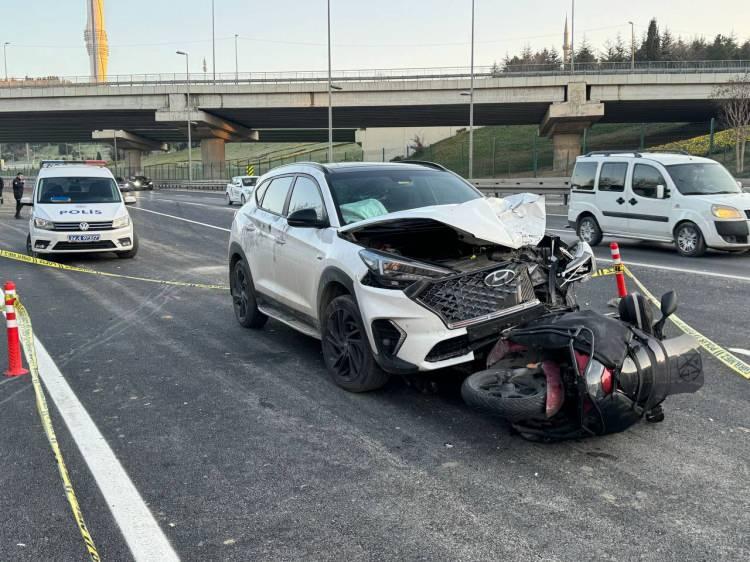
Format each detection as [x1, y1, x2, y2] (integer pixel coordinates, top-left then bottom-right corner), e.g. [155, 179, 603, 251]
[1, 60, 749, 90]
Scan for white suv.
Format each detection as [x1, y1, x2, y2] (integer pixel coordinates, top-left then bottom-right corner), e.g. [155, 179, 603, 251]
[225, 175, 258, 206]
[27, 161, 137, 258]
[228, 162, 594, 392]
[567, 151, 750, 256]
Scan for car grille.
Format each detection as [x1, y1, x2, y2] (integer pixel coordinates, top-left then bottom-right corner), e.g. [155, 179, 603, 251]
[53, 241, 117, 250]
[411, 264, 539, 329]
[53, 221, 114, 231]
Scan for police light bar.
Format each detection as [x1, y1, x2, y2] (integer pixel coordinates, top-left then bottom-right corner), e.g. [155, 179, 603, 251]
[40, 160, 109, 168]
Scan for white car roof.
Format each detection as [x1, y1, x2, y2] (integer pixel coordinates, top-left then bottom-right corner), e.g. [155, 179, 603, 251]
[577, 152, 717, 166]
[38, 165, 115, 179]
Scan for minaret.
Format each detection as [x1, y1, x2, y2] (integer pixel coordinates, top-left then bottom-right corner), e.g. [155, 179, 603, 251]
[84, 0, 109, 82]
[563, 15, 571, 64]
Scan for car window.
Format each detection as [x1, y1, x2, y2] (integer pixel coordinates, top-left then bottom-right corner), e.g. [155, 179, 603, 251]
[327, 169, 481, 225]
[241, 178, 258, 187]
[632, 164, 667, 199]
[288, 176, 326, 220]
[259, 176, 294, 215]
[597, 163, 628, 192]
[666, 163, 741, 195]
[255, 179, 271, 204]
[571, 162, 597, 190]
[37, 177, 121, 204]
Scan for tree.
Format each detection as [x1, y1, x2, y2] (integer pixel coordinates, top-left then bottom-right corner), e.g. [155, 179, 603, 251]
[602, 34, 628, 63]
[575, 38, 598, 65]
[96, 150, 102, 160]
[661, 29, 674, 60]
[714, 72, 750, 173]
[490, 61, 502, 77]
[639, 18, 661, 61]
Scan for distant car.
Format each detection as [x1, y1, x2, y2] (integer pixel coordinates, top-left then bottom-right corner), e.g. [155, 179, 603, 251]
[226, 176, 259, 206]
[567, 151, 750, 257]
[127, 175, 154, 191]
[116, 176, 133, 192]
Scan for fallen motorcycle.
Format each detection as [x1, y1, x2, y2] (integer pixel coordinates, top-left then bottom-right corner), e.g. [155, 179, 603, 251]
[461, 291, 704, 440]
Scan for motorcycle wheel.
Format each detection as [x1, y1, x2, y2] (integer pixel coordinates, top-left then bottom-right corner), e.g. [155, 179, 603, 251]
[461, 368, 547, 423]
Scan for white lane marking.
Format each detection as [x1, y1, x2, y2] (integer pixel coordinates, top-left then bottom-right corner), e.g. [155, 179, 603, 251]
[130, 206, 231, 232]
[729, 348, 750, 358]
[144, 197, 236, 212]
[1, 289, 179, 561]
[31, 332, 180, 561]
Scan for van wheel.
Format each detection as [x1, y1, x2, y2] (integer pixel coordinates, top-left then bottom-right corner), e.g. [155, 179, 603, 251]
[674, 222, 706, 257]
[116, 233, 139, 259]
[576, 216, 603, 246]
[26, 235, 39, 258]
[226, 193, 233, 206]
[241, 194, 247, 206]
[321, 295, 390, 392]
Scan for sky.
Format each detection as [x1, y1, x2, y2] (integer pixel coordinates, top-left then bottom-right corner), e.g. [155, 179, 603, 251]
[2, 0, 749, 78]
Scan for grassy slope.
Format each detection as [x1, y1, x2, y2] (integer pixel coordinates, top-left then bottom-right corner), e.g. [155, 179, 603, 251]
[412, 123, 714, 177]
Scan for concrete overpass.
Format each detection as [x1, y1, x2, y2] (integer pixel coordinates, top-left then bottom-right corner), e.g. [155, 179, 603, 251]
[1, 62, 747, 172]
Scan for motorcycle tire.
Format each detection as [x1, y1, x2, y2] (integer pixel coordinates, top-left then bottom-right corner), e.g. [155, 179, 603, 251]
[461, 368, 547, 423]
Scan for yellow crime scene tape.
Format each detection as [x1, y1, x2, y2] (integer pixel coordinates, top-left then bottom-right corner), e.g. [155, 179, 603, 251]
[13, 297, 102, 561]
[624, 267, 750, 380]
[0, 249, 229, 291]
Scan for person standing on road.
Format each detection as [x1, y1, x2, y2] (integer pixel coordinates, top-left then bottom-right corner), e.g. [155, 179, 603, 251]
[12, 174, 25, 218]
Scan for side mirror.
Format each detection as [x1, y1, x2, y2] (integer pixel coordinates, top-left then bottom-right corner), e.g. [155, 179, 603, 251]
[660, 290, 678, 318]
[656, 184, 665, 199]
[287, 208, 327, 228]
[20, 197, 33, 207]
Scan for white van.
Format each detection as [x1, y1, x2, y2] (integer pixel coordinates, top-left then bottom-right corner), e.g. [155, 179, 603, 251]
[567, 151, 750, 256]
[27, 161, 138, 258]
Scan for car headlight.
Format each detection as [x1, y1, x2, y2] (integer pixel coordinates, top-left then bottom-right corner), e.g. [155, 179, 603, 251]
[34, 217, 55, 230]
[711, 205, 742, 219]
[112, 215, 131, 229]
[359, 249, 452, 289]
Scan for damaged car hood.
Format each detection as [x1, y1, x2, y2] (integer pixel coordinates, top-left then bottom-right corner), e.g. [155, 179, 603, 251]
[338, 193, 546, 249]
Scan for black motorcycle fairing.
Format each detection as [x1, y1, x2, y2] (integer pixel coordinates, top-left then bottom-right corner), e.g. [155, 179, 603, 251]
[508, 310, 632, 369]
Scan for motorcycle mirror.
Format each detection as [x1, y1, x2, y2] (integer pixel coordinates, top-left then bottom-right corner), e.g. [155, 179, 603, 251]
[660, 291, 678, 318]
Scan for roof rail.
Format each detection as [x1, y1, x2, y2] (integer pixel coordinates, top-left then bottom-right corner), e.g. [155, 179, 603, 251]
[401, 160, 449, 171]
[40, 159, 108, 168]
[584, 149, 691, 157]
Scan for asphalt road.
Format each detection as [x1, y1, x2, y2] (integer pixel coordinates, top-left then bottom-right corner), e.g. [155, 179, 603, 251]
[1, 190, 748, 561]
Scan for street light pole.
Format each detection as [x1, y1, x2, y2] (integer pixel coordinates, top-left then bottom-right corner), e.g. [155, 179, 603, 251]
[234, 34, 239, 83]
[628, 21, 635, 71]
[176, 51, 193, 182]
[3, 42, 9, 81]
[211, 0, 216, 81]
[327, 0, 333, 163]
[570, 0, 575, 73]
[468, 0, 475, 179]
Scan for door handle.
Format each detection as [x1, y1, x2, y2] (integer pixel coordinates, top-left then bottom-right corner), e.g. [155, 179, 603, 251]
[616, 197, 625, 205]
[629, 198, 638, 205]
[274, 237, 286, 245]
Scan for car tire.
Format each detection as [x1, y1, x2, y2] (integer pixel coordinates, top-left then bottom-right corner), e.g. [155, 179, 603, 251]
[231, 260, 267, 329]
[576, 215, 603, 246]
[226, 193, 233, 206]
[116, 233, 139, 259]
[241, 194, 247, 206]
[321, 295, 390, 393]
[461, 368, 547, 423]
[26, 234, 39, 258]
[674, 222, 706, 257]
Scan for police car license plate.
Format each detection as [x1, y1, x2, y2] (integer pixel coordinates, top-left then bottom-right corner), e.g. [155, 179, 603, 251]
[68, 234, 101, 242]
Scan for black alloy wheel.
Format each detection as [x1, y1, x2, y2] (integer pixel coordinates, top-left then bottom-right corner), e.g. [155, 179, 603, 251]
[232, 260, 267, 328]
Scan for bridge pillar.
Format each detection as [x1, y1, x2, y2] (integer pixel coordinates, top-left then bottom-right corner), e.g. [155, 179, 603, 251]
[122, 149, 143, 176]
[201, 138, 226, 178]
[540, 82, 604, 172]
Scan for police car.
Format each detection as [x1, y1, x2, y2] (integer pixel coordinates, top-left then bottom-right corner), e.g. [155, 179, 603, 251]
[26, 161, 138, 258]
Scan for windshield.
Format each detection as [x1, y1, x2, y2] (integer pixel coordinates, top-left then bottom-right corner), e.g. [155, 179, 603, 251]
[37, 177, 122, 204]
[666, 163, 741, 196]
[327, 169, 482, 225]
[241, 178, 257, 187]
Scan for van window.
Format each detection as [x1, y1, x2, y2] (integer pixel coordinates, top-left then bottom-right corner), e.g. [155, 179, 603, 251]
[597, 163, 628, 192]
[259, 176, 294, 215]
[632, 165, 667, 199]
[571, 163, 597, 190]
[37, 177, 121, 204]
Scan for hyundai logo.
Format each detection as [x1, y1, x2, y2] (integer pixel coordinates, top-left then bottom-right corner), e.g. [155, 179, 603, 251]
[79, 222, 90, 231]
[484, 269, 516, 288]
